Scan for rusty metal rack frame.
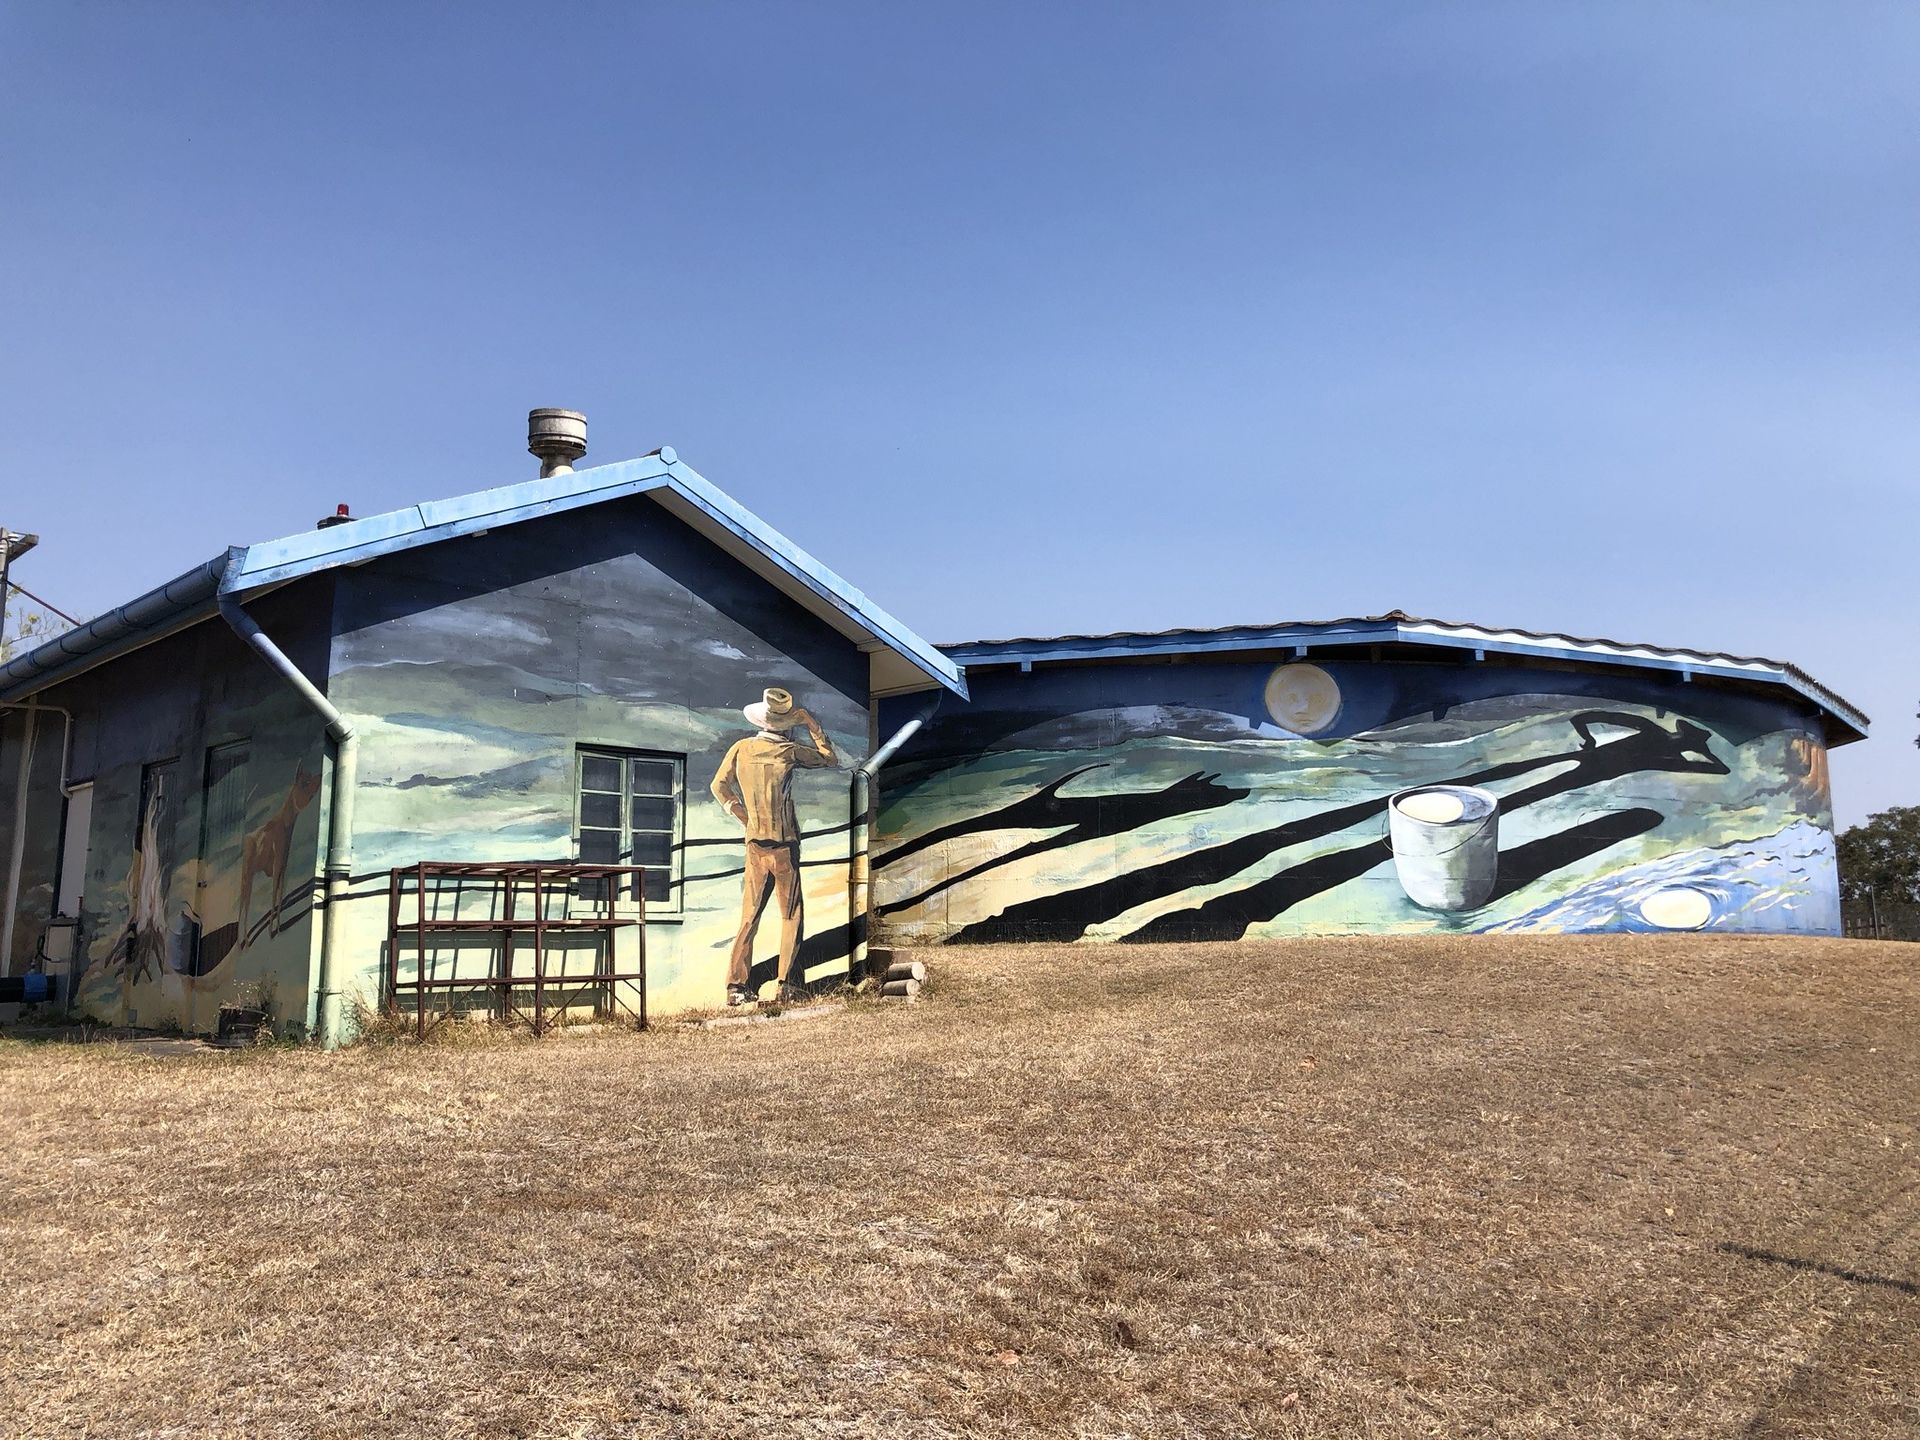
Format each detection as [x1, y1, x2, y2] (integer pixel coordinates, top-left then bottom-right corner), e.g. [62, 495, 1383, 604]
[384, 861, 648, 1038]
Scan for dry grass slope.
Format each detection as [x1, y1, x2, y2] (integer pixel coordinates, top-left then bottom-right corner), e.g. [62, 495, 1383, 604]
[1, 935, 1916, 1439]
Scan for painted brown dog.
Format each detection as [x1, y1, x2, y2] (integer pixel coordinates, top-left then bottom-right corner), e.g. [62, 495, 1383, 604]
[238, 766, 322, 946]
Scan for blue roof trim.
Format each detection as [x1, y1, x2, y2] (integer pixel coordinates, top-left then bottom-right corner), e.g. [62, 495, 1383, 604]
[227, 454, 964, 697]
[0, 453, 965, 705]
[657, 465, 967, 698]
[228, 458, 681, 588]
[946, 616, 1867, 746]
[943, 620, 1401, 666]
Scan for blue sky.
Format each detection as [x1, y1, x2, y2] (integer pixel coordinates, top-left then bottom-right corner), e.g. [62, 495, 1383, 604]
[2, 3, 1914, 824]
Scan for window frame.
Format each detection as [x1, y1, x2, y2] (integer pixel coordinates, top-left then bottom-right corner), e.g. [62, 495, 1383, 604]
[573, 746, 686, 916]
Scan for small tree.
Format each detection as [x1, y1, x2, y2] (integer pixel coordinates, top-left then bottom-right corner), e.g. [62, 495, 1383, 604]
[0, 603, 63, 663]
[1836, 806, 1920, 903]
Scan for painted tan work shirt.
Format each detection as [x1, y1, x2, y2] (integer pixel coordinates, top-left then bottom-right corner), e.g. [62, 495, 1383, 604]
[711, 729, 838, 843]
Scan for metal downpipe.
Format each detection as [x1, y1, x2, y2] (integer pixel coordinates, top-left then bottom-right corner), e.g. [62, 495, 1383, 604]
[0, 705, 38, 975]
[848, 695, 941, 985]
[0, 699, 79, 976]
[218, 594, 356, 1048]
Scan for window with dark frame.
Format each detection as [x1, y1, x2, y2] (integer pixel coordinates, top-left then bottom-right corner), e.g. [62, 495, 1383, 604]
[575, 748, 684, 910]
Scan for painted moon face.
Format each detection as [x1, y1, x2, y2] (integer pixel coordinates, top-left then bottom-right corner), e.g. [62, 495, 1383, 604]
[1396, 789, 1466, 824]
[1639, 887, 1714, 931]
[1264, 663, 1342, 736]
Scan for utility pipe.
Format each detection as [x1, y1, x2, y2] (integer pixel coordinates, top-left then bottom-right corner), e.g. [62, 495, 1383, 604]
[0, 699, 84, 984]
[218, 594, 357, 1049]
[0, 705, 37, 975]
[846, 694, 941, 985]
[6, 699, 80, 801]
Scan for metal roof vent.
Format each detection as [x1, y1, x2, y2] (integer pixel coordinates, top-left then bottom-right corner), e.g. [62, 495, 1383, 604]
[528, 408, 587, 478]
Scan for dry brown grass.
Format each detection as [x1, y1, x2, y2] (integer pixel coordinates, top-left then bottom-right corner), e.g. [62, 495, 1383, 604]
[2, 935, 1917, 1439]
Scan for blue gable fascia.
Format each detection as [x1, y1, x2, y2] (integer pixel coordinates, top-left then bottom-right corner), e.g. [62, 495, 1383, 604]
[228, 451, 966, 697]
[1, 452, 966, 704]
[656, 466, 966, 700]
[229, 457, 682, 588]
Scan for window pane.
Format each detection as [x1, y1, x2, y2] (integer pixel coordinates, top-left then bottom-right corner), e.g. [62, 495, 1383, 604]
[575, 748, 685, 912]
[630, 795, 675, 831]
[580, 754, 622, 792]
[630, 760, 677, 796]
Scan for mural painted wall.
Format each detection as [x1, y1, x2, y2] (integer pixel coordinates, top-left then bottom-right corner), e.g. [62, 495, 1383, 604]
[874, 658, 1839, 943]
[323, 496, 871, 1024]
[11, 590, 331, 1034]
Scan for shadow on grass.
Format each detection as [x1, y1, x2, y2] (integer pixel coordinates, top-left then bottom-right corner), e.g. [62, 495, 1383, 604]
[0, 1024, 231, 1060]
[1718, 1241, 1919, 1296]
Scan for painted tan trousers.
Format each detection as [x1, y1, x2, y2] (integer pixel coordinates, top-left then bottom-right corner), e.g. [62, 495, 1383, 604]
[729, 840, 803, 986]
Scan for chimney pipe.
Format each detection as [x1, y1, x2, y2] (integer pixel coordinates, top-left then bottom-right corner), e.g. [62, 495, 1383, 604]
[528, 408, 587, 477]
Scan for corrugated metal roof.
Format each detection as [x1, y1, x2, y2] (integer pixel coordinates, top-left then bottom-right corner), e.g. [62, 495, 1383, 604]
[942, 611, 1869, 745]
[0, 452, 967, 702]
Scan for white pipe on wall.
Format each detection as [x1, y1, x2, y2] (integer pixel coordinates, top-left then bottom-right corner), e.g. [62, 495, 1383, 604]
[0, 706, 38, 975]
[218, 595, 357, 1049]
[0, 698, 92, 978]
[847, 695, 941, 983]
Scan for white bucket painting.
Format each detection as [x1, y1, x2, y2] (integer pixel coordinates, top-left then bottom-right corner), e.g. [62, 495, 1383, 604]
[1388, 784, 1501, 911]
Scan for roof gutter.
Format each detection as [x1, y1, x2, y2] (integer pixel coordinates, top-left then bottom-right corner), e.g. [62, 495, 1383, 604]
[217, 590, 356, 1050]
[0, 551, 235, 704]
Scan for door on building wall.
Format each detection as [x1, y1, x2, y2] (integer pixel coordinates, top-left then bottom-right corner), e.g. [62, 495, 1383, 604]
[193, 741, 249, 977]
[54, 783, 92, 920]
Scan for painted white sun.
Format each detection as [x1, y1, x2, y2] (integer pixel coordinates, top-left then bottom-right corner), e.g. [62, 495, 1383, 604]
[1264, 663, 1342, 736]
[1639, 886, 1714, 930]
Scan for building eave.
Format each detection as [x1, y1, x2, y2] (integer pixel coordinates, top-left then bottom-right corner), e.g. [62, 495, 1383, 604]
[0, 551, 238, 705]
[942, 613, 1868, 747]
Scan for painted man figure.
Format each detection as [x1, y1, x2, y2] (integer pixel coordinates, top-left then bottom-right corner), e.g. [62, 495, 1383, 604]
[711, 687, 838, 1006]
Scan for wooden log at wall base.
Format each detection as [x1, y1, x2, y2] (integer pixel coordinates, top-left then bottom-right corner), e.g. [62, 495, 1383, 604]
[880, 978, 921, 1000]
[884, 959, 927, 984]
